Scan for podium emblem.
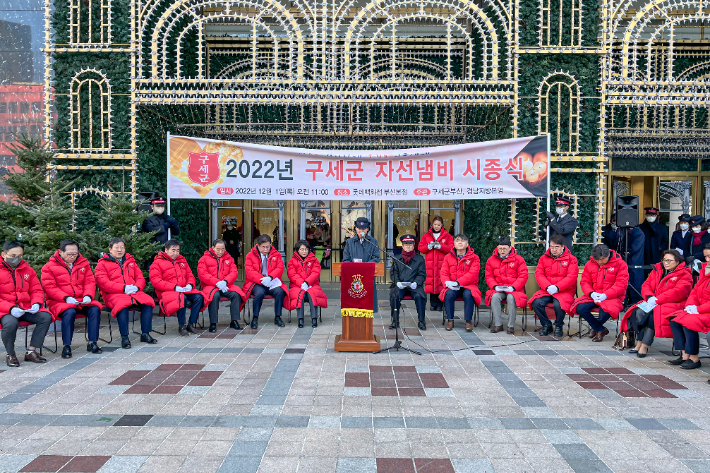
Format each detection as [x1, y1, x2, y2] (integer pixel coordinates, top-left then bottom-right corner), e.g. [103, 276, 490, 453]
[348, 274, 367, 298]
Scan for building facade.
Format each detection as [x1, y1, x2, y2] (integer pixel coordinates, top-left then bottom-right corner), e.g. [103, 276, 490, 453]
[39, 0, 710, 277]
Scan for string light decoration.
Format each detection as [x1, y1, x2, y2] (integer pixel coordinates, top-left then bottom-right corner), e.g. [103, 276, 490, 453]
[69, 187, 113, 231]
[38, 0, 709, 259]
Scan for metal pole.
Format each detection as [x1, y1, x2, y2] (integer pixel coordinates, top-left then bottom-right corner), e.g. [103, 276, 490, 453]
[166, 132, 171, 240]
[545, 133, 551, 250]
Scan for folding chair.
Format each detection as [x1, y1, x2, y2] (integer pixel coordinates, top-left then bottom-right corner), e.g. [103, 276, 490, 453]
[533, 302, 571, 336]
[575, 309, 620, 339]
[442, 298, 479, 327]
[131, 302, 168, 336]
[246, 294, 292, 324]
[0, 319, 58, 355]
[498, 299, 528, 332]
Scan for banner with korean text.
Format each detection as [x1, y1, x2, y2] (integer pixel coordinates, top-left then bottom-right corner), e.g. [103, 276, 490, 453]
[167, 134, 549, 200]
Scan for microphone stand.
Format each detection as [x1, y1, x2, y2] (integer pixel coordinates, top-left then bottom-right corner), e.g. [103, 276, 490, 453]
[366, 238, 420, 356]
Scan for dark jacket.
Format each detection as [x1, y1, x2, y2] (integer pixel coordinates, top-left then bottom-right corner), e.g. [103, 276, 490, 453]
[670, 230, 692, 257]
[601, 224, 619, 251]
[639, 220, 668, 265]
[548, 213, 578, 250]
[142, 214, 180, 245]
[222, 228, 241, 260]
[389, 254, 427, 300]
[619, 227, 645, 303]
[688, 231, 710, 267]
[342, 235, 381, 263]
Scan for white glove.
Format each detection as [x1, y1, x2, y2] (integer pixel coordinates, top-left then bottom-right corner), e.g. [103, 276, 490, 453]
[397, 282, 405, 289]
[175, 286, 187, 293]
[184, 284, 193, 291]
[677, 249, 684, 255]
[269, 278, 282, 289]
[216, 281, 228, 292]
[547, 285, 558, 295]
[301, 282, 309, 291]
[504, 286, 514, 293]
[260, 276, 272, 285]
[82, 296, 91, 304]
[445, 281, 455, 289]
[411, 282, 417, 290]
[590, 292, 599, 301]
[125, 285, 138, 294]
[596, 293, 607, 302]
[427, 242, 434, 250]
[26, 304, 40, 314]
[685, 305, 699, 314]
[647, 296, 658, 305]
[66, 297, 79, 305]
[435, 242, 441, 249]
[10, 307, 24, 318]
[495, 285, 505, 292]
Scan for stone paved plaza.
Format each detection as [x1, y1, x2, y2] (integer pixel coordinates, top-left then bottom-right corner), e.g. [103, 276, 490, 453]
[1, 301, 710, 473]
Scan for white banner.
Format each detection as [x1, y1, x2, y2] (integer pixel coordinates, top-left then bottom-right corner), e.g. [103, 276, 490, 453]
[167, 135, 549, 200]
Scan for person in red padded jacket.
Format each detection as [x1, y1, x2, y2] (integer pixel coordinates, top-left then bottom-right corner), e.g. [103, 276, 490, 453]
[150, 239, 205, 336]
[242, 234, 289, 329]
[197, 239, 246, 332]
[287, 240, 328, 328]
[418, 216, 454, 311]
[666, 246, 710, 370]
[0, 241, 53, 367]
[440, 234, 481, 332]
[42, 240, 103, 359]
[620, 249, 693, 358]
[95, 238, 157, 349]
[529, 234, 579, 338]
[484, 237, 528, 334]
[569, 244, 629, 343]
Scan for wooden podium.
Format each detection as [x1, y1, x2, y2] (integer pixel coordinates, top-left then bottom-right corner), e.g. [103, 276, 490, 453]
[333, 262, 384, 352]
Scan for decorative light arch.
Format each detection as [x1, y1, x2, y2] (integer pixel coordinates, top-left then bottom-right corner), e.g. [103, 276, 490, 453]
[70, 69, 112, 151]
[538, 72, 580, 155]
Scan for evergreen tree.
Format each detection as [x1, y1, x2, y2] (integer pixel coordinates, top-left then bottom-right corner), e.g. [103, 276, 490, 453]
[86, 194, 160, 268]
[0, 136, 75, 269]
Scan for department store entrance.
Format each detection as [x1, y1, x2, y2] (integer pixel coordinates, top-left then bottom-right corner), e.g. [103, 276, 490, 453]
[210, 199, 463, 282]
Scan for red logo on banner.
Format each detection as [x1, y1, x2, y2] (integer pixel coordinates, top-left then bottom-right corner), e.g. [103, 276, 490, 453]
[217, 187, 233, 195]
[414, 188, 431, 196]
[188, 152, 220, 186]
[335, 189, 351, 196]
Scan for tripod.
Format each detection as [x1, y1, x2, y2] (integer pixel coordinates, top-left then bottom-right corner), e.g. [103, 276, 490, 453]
[369, 243, 421, 356]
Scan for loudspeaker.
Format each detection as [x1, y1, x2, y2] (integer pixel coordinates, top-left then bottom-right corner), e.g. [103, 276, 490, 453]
[616, 195, 639, 228]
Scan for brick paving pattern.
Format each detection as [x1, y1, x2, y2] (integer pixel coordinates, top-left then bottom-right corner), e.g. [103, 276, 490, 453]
[0, 302, 708, 472]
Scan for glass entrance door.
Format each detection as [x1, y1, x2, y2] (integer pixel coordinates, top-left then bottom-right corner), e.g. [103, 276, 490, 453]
[253, 200, 285, 257]
[211, 199, 244, 272]
[300, 200, 333, 277]
[659, 179, 694, 242]
[429, 200, 460, 236]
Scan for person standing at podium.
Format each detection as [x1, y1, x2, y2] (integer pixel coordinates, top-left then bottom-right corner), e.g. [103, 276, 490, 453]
[343, 217, 381, 313]
[389, 234, 427, 331]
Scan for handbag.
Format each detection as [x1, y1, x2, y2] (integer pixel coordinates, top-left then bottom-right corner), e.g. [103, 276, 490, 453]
[612, 330, 636, 350]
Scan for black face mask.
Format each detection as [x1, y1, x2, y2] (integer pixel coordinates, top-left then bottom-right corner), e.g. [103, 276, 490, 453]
[4, 256, 21, 267]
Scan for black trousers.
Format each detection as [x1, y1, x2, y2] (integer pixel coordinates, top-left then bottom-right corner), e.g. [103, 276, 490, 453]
[531, 296, 565, 328]
[252, 284, 286, 319]
[207, 290, 242, 324]
[670, 319, 699, 355]
[297, 293, 318, 320]
[391, 288, 426, 323]
[1, 312, 53, 356]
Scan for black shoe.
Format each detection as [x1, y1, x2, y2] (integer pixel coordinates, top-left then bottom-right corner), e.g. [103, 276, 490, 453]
[61, 345, 72, 359]
[251, 318, 258, 329]
[230, 320, 242, 330]
[540, 325, 553, 336]
[418, 321, 426, 330]
[629, 349, 639, 354]
[141, 333, 157, 344]
[298, 319, 304, 328]
[668, 356, 685, 365]
[637, 351, 647, 358]
[209, 323, 217, 332]
[186, 324, 200, 334]
[274, 317, 285, 327]
[389, 321, 399, 329]
[179, 325, 188, 336]
[554, 326, 564, 338]
[86, 342, 102, 354]
[5, 355, 19, 368]
[681, 360, 702, 370]
[121, 336, 131, 349]
[312, 318, 318, 328]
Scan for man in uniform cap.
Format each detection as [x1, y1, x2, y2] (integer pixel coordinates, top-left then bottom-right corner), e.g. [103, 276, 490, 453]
[343, 217, 381, 312]
[142, 197, 180, 247]
[389, 234, 427, 330]
[545, 197, 578, 250]
[670, 214, 692, 257]
[639, 207, 668, 266]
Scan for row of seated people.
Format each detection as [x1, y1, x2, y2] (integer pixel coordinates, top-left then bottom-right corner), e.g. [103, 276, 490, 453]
[0, 234, 327, 367]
